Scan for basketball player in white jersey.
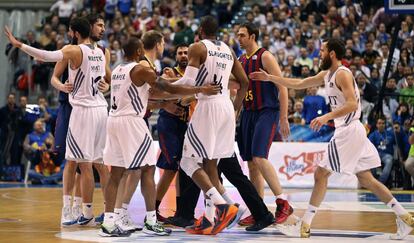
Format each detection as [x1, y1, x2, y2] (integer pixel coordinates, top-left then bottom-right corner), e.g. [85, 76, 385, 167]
[5, 17, 109, 226]
[100, 37, 221, 237]
[249, 38, 414, 239]
[50, 14, 113, 226]
[173, 16, 249, 235]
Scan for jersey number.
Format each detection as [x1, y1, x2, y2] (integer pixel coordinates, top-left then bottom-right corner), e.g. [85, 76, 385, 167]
[91, 76, 102, 96]
[212, 74, 223, 94]
[245, 90, 253, 101]
[111, 96, 118, 110]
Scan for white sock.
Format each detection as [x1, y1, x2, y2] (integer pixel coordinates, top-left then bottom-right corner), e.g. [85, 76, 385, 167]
[122, 203, 129, 210]
[146, 210, 156, 225]
[63, 195, 72, 207]
[206, 187, 226, 205]
[114, 208, 123, 215]
[82, 203, 93, 219]
[103, 212, 116, 226]
[387, 198, 408, 216]
[222, 191, 235, 204]
[276, 193, 287, 200]
[73, 196, 82, 206]
[302, 205, 318, 225]
[205, 199, 216, 222]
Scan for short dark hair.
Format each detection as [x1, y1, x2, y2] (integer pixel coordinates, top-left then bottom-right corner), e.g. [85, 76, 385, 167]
[70, 17, 90, 39]
[142, 30, 163, 50]
[200, 15, 219, 37]
[325, 38, 346, 60]
[86, 14, 104, 25]
[123, 37, 143, 58]
[240, 22, 259, 42]
[175, 43, 189, 54]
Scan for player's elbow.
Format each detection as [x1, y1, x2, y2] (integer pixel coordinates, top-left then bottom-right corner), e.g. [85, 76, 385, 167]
[349, 101, 358, 112]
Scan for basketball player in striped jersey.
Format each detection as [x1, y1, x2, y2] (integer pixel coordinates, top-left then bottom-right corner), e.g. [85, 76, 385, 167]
[5, 17, 109, 226]
[250, 38, 414, 239]
[100, 37, 220, 237]
[236, 22, 293, 226]
[173, 16, 249, 235]
[51, 14, 113, 226]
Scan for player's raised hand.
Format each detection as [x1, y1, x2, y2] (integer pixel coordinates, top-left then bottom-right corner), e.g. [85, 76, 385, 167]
[249, 68, 271, 81]
[200, 84, 221, 95]
[4, 26, 22, 48]
[310, 115, 329, 132]
[98, 79, 110, 93]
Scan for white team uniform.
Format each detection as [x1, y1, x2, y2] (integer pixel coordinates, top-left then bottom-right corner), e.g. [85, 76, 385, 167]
[319, 66, 380, 174]
[66, 44, 108, 163]
[182, 39, 235, 160]
[103, 62, 156, 169]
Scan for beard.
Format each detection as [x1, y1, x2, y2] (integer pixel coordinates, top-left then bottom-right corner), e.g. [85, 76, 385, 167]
[178, 60, 188, 69]
[90, 35, 101, 42]
[320, 56, 332, 70]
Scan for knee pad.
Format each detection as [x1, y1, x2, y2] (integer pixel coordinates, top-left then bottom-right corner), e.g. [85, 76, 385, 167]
[180, 157, 201, 177]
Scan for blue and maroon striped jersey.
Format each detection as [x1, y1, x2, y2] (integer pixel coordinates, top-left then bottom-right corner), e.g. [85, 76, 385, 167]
[239, 48, 279, 111]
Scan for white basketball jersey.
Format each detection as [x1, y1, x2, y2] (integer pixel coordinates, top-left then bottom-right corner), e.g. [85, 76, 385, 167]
[109, 62, 150, 118]
[68, 44, 107, 107]
[196, 39, 234, 99]
[324, 66, 361, 128]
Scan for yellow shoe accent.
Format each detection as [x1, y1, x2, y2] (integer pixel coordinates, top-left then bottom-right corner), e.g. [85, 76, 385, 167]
[400, 214, 414, 227]
[300, 222, 311, 238]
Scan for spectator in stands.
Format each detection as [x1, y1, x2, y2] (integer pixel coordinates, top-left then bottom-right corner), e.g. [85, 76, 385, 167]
[0, 93, 22, 167]
[294, 48, 313, 69]
[28, 147, 62, 185]
[50, 0, 76, 26]
[400, 74, 414, 106]
[302, 87, 328, 125]
[393, 102, 411, 126]
[173, 20, 194, 46]
[404, 125, 414, 187]
[356, 72, 378, 103]
[292, 101, 304, 125]
[369, 117, 396, 185]
[284, 36, 299, 59]
[353, 55, 371, 78]
[362, 41, 380, 68]
[23, 120, 55, 167]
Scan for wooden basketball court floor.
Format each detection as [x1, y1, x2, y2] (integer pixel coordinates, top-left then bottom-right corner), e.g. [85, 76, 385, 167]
[1, 182, 414, 243]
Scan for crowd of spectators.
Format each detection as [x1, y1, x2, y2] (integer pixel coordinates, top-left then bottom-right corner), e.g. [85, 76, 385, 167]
[2, 0, 414, 189]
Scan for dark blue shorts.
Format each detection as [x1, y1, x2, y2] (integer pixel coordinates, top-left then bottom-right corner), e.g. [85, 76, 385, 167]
[156, 113, 187, 171]
[237, 108, 279, 161]
[54, 102, 72, 156]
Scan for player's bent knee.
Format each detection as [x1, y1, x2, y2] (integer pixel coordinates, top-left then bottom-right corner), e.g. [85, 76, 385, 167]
[181, 157, 201, 177]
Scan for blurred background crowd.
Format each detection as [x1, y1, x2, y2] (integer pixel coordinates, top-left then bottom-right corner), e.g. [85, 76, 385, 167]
[1, 0, 414, 190]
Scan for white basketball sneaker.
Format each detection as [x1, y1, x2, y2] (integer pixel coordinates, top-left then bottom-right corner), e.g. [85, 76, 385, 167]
[72, 205, 82, 219]
[61, 206, 76, 226]
[277, 220, 310, 238]
[390, 214, 414, 240]
[118, 210, 143, 232]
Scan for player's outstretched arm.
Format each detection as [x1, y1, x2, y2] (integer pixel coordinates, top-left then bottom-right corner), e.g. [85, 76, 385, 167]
[249, 68, 326, 89]
[309, 70, 358, 132]
[4, 26, 78, 62]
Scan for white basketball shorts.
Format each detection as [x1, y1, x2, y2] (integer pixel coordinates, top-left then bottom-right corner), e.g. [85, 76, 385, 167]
[103, 115, 156, 169]
[183, 96, 235, 160]
[65, 105, 107, 163]
[319, 120, 381, 174]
